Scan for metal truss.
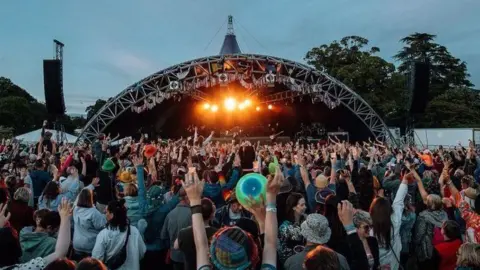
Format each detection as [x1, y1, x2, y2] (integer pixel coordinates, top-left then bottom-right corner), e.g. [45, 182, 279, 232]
[77, 54, 394, 143]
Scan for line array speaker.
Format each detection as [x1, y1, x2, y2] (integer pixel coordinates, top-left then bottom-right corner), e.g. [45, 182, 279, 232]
[408, 62, 430, 114]
[43, 59, 65, 116]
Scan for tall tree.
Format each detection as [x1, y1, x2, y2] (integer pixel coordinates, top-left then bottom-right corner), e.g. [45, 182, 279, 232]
[305, 36, 407, 125]
[394, 33, 473, 95]
[86, 99, 107, 120]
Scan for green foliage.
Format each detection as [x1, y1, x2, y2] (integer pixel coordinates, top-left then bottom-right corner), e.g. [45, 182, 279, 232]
[305, 33, 478, 129]
[0, 77, 85, 135]
[86, 99, 107, 120]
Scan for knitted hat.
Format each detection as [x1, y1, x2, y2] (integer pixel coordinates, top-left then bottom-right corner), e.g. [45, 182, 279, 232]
[300, 214, 331, 244]
[102, 158, 116, 172]
[146, 185, 167, 213]
[210, 227, 259, 270]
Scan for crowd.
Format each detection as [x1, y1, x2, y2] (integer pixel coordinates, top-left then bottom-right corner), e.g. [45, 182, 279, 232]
[0, 123, 480, 270]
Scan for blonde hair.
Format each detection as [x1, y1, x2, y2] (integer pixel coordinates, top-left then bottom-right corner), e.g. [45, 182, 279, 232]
[14, 187, 31, 203]
[426, 194, 443, 211]
[124, 184, 138, 197]
[456, 243, 480, 267]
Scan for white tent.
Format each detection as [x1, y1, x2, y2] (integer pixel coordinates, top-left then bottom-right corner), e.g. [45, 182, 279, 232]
[15, 129, 79, 143]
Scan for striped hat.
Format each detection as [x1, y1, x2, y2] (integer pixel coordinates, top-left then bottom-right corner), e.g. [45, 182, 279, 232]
[210, 227, 259, 270]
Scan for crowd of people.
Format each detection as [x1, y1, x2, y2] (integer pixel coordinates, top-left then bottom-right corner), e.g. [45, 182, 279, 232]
[0, 123, 480, 270]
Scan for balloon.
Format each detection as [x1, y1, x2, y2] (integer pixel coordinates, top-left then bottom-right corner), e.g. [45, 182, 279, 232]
[235, 173, 267, 208]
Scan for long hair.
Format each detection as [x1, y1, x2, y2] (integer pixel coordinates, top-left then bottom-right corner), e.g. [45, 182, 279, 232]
[76, 188, 94, 208]
[107, 199, 128, 232]
[42, 181, 60, 208]
[285, 193, 304, 223]
[0, 227, 22, 267]
[370, 197, 393, 248]
[323, 194, 346, 244]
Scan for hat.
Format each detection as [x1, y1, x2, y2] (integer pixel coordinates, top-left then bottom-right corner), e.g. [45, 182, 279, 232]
[300, 214, 331, 244]
[102, 158, 116, 172]
[314, 188, 334, 205]
[464, 187, 479, 200]
[314, 174, 329, 189]
[146, 185, 167, 213]
[144, 144, 157, 158]
[210, 227, 257, 270]
[119, 171, 134, 183]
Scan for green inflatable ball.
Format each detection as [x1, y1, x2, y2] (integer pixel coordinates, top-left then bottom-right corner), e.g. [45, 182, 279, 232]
[235, 173, 267, 208]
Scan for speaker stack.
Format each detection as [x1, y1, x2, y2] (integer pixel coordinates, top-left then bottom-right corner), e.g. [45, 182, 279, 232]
[408, 62, 430, 114]
[43, 59, 65, 116]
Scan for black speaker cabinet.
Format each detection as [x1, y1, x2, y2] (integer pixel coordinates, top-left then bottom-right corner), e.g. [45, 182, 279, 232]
[408, 62, 430, 114]
[43, 59, 65, 116]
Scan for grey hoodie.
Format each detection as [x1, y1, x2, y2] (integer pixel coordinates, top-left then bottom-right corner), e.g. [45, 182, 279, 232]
[73, 206, 107, 253]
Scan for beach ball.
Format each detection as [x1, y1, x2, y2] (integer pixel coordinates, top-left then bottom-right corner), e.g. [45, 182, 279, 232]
[235, 173, 267, 208]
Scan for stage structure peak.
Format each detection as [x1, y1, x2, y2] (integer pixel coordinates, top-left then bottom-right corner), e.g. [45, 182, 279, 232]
[219, 15, 242, 55]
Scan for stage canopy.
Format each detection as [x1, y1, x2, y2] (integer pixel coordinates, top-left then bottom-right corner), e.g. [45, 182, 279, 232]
[16, 129, 78, 143]
[77, 16, 393, 144]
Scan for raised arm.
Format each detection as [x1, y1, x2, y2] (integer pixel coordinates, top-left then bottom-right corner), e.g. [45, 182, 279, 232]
[43, 198, 72, 265]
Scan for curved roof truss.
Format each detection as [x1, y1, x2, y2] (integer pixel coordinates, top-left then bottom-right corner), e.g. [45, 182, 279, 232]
[78, 54, 393, 143]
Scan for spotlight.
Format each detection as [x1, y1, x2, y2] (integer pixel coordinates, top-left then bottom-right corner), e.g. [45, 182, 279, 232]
[268, 104, 273, 110]
[238, 103, 245, 110]
[224, 98, 236, 111]
[256, 106, 261, 111]
[211, 105, 218, 112]
[203, 103, 211, 110]
[244, 99, 252, 106]
[169, 81, 181, 90]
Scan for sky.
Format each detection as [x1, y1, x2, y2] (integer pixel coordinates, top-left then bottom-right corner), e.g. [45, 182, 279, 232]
[0, 0, 479, 115]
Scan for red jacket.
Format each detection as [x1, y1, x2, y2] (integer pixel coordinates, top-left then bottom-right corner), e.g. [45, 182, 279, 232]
[435, 239, 462, 270]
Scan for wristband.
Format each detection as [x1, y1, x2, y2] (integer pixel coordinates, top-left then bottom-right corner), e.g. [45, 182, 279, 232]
[266, 202, 276, 209]
[343, 224, 355, 232]
[266, 206, 277, 213]
[191, 205, 202, 215]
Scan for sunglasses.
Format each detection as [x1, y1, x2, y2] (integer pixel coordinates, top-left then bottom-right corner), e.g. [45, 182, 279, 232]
[361, 225, 371, 231]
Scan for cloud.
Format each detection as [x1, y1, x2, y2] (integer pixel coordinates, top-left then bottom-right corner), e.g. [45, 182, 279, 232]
[106, 49, 154, 77]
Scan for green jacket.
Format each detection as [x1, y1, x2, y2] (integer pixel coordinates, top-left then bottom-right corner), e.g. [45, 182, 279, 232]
[19, 226, 56, 263]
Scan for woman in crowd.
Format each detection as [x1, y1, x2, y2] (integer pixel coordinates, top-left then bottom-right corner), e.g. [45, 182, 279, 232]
[38, 181, 69, 211]
[91, 199, 146, 270]
[8, 187, 35, 232]
[455, 243, 480, 269]
[72, 187, 107, 260]
[353, 210, 380, 269]
[278, 192, 306, 263]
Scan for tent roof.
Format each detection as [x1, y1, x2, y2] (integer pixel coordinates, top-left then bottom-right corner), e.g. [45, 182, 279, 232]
[15, 128, 78, 143]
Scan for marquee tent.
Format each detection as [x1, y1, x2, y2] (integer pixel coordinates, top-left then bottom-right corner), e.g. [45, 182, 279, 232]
[15, 129, 78, 143]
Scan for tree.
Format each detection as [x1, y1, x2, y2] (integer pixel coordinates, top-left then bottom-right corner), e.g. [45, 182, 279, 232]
[394, 33, 473, 95]
[305, 36, 407, 125]
[86, 99, 107, 120]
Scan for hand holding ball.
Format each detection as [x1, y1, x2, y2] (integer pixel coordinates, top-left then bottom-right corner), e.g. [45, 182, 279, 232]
[235, 173, 267, 208]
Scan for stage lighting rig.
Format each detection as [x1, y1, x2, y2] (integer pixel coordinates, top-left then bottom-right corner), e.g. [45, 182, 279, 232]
[169, 80, 181, 91]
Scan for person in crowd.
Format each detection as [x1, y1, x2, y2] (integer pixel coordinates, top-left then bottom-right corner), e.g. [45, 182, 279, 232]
[431, 220, 463, 270]
[38, 181, 71, 211]
[0, 198, 72, 269]
[19, 209, 60, 262]
[28, 159, 51, 206]
[43, 259, 76, 270]
[370, 164, 408, 270]
[213, 192, 251, 227]
[303, 245, 340, 270]
[8, 187, 35, 232]
[456, 243, 480, 269]
[161, 187, 191, 270]
[175, 197, 218, 270]
[92, 199, 146, 270]
[72, 186, 107, 261]
[76, 257, 108, 270]
[278, 192, 306, 263]
[353, 210, 380, 270]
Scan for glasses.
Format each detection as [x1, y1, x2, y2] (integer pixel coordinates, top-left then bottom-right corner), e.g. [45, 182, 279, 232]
[362, 225, 371, 231]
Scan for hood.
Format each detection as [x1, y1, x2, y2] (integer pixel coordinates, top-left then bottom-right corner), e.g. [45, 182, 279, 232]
[420, 209, 448, 227]
[124, 196, 140, 210]
[20, 227, 52, 252]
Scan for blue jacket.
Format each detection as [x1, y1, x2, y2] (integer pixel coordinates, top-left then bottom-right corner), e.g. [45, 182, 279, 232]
[73, 206, 107, 253]
[30, 170, 51, 198]
[135, 165, 180, 251]
[203, 166, 241, 207]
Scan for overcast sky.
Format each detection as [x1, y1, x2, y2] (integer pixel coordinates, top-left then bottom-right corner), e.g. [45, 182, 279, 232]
[0, 0, 478, 115]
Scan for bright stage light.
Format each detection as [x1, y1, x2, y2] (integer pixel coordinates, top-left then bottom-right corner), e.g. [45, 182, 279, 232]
[256, 106, 261, 111]
[211, 105, 218, 112]
[268, 104, 273, 110]
[224, 98, 236, 111]
[238, 103, 245, 110]
[203, 103, 211, 109]
[244, 99, 251, 106]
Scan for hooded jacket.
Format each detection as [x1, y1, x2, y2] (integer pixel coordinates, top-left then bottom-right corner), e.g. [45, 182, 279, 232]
[414, 209, 448, 262]
[19, 226, 56, 263]
[73, 206, 107, 253]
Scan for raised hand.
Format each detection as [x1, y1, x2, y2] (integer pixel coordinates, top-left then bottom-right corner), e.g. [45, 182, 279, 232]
[181, 171, 204, 204]
[58, 198, 72, 219]
[267, 166, 284, 196]
[132, 155, 144, 167]
[337, 200, 354, 226]
[0, 203, 11, 228]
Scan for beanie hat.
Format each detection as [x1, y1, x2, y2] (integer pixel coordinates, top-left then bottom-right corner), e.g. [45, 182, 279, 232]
[102, 158, 116, 172]
[210, 227, 259, 270]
